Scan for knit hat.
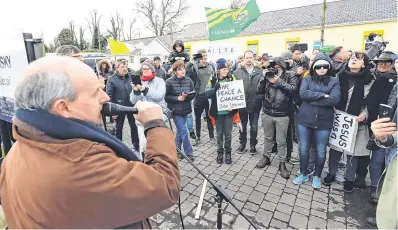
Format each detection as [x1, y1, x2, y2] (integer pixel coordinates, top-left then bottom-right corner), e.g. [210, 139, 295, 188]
[281, 51, 293, 60]
[312, 59, 330, 70]
[217, 61, 227, 70]
[142, 59, 156, 72]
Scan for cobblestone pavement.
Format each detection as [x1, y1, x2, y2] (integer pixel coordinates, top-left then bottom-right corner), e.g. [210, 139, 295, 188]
[120, 119, 378, 229]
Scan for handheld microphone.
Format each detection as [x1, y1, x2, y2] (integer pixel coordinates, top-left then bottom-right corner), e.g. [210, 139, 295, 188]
[101, 102, 138, 116]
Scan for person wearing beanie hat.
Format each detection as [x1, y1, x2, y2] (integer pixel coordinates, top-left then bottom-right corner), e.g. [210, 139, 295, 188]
[294, 53, 340, 189]
[281, 51, 295, 70]
[256, 56, 299, 180]
[205, 58, 237, 164]
[130, 58, 168, 158]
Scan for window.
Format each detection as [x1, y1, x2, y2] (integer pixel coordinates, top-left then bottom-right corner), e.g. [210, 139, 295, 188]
[246, 40, 259, 57]
[184, 45, 191, 56]
[362, 30, 384, 51]
[285, 37, 300, 50]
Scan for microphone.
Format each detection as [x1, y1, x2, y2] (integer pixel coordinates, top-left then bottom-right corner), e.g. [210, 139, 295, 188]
[101, 102, 138, 116]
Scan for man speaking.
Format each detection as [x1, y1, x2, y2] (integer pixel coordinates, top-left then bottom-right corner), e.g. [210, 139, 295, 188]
[0, 56, 180, 228]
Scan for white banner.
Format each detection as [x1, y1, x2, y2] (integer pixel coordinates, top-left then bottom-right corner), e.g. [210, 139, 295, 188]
[0, 30, 29, 122]
[191, 44, 239, 63]
[216, 80, 246, 111]
[329, 110, 359, 153]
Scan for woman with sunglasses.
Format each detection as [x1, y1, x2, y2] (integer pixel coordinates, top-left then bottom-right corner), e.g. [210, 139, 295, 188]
[293, 53, 341, 189]
[324, 52, 375, 192]
[130, 59, 167, 159]
[165, 60, 196, 161]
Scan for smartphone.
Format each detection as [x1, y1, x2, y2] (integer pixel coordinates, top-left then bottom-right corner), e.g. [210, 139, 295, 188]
[131, 74, 142, 86]
[378, 104, 393, 119]
[185, 91, 196, 95]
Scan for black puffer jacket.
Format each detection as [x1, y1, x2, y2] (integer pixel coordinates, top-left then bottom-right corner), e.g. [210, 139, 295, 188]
[106, 72, 134, 106]
[168, 40, 190, 64]
[258, 57, 299, 117]
[165, 76, 195, 115]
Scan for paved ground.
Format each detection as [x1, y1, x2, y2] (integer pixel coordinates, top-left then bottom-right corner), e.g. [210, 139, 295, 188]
[120, 118, 378, 229]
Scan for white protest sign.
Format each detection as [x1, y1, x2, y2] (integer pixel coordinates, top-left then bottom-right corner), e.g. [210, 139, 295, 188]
[0, 30, 29, 122]
[216, 80, 246, 111]
[328, 110, 359, 153]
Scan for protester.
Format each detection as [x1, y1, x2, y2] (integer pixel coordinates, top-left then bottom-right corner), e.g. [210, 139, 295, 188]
[256, 57, 299, 179]
[328, 52, 375, 192]
[234, 51, 263, 154]
[55, 45, 83, 62]
[97, 59, 113, 81]
[0, 56, 180, 228]
[153, 56, 168, 80]
[205, 59, 238, 164]
[329, 46, 351, 74]
[106, 59, 140, 151]
[168, 40, 190, 65]
[293, 53, 341, 189]
[365, 51, 397, 203]
[188, 49, 215, 145]
[232, 55, 244, 73]
[368, 110, 397, 229]
[130, 59, 167, 159]
[165, 60, 195, 161]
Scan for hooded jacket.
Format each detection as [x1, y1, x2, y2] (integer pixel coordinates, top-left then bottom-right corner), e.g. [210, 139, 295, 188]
[297, 53, 341, 129]
[97, 59, 113, 79]
[168, 40, 190, 64]
[257, 57, 299, 117]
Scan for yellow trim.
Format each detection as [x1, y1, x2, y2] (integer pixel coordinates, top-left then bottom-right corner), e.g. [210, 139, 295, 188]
[184, 45, 192, 55]
[246, 40, 259, 56]
[285, 37, 300, 50]
[362, 30, 384, 51]
[285, 37, 300, 42]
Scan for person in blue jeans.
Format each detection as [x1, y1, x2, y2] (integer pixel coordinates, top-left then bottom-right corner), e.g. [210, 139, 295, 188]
[293, 53, 341, 189]
[187, 110, 196, 139]
[165, 60, 195, 161]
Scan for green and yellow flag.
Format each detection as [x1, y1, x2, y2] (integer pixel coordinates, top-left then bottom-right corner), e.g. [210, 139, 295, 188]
[206, 0, 260, 41]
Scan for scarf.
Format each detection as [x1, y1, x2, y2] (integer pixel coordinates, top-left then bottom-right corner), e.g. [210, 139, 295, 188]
[336, 66, 373, 116]
[15, 108, 139, 162]
[141, 73, 156, 81]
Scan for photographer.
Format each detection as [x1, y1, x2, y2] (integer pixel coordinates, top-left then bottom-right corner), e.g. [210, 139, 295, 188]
[256, 57, 299, 179]
[0, 56, 180, 228]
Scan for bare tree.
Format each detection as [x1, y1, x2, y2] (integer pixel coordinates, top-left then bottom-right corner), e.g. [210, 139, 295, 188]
[86, 9, 102, 49]
[68, 21, 78, 47]
[136, 0, 189, 36]
[78, 26, 87, 50]
[230, 0, 245, 9]
[124, 17, 137, 40]
[107, 11, 124, 40]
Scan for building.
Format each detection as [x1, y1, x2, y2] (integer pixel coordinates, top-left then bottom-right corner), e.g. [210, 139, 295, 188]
[126, 0, 398, 58]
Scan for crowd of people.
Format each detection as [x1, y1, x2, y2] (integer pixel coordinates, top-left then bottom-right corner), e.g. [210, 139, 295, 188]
[100, 37, 396, 226]
[0, 36, 397, 228]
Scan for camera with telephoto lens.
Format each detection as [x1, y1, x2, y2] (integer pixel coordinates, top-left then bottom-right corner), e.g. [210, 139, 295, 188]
[265, 60, 278, 78]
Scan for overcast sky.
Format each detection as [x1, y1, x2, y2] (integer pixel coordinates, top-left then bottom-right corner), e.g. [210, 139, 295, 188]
[1, 0, 338, 43]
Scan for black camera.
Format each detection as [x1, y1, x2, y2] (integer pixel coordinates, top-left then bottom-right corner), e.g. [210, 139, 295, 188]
[368, 33, 389, 47]
[265, 60, 278, 78]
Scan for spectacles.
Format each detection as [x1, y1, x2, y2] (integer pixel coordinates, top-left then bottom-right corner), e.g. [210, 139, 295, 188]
[314, 64, 330, 70]
[142, 68, 151, 71]
[350, 52, 365, 60]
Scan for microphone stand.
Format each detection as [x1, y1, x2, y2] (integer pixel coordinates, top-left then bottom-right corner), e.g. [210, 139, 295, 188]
[176, 147, 258, 229]
[164, 111, 257, 229]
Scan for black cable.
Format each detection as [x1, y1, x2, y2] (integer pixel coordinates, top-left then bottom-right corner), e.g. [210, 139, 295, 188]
[164, 112, 185, 230]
